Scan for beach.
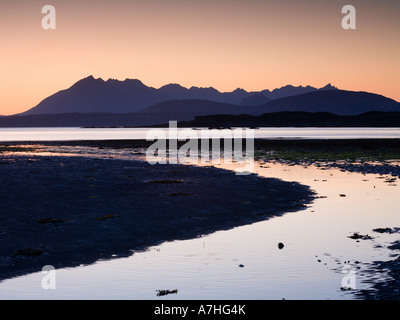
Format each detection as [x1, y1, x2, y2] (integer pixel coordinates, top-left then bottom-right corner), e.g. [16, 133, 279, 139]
[0, 139, 399, 300]
[0, 149, 313, 283]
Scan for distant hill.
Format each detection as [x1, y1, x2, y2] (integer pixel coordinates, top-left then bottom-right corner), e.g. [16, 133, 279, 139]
[137, 99, 252, 120]
[179, 111, 400, 128]
[254, 90, 400, 115]
[0, 113, 170, 128]
[1, 111, 399, 128]
[136, 90, 400, 119]
[261, 84, 337, 100]
[239, 93, 271, 106]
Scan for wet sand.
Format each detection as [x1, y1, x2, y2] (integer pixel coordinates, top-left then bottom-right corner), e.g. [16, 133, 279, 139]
[0, 153, 313, 283]
[1, 139, 400, 299]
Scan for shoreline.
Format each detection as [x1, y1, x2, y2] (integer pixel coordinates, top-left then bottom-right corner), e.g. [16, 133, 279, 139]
[0, 153, 313, 283]
[1, 139, 400, 299]
[3, 138, 400, 177]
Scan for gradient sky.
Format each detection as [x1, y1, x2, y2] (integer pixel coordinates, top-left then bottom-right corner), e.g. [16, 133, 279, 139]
[0, 0, 399, 115]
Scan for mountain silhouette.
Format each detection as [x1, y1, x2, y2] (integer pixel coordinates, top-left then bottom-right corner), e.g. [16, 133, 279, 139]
[137, 90, 400, 119]
[159, 84, 252, 105]
[261, 83, 338, 100]
[253, 90, 400, 115]
[21, 76, 170, 115]
[20, 76, 342, 116]
[9, 76, 400, 127]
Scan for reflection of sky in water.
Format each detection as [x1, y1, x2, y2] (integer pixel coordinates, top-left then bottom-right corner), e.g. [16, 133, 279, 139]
[1, 127, 400, 141]
[0, 147, 399, 300]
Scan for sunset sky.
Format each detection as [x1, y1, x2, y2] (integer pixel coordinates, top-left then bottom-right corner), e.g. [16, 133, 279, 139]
[0, 0, 399, 115]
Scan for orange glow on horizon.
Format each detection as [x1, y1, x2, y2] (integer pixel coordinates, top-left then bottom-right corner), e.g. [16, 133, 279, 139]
[0, 0, 399, 115]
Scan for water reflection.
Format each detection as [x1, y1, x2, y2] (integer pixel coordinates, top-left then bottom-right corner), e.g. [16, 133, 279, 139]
[1, 127, 400, 142]
[0, 145, 399, 300]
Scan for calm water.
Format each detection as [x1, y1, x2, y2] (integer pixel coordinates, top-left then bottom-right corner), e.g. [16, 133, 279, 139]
[0, 127, 400, 141]
[0, 148, 399, 300]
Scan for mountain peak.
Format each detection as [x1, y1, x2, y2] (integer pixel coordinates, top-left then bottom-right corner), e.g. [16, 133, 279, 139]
[71, 75, 105, 89]
[78, 75, 98, 83]
[160, 83, 187, 90]
[189, 86, 220, 93]
[320, 83, 338, 90]
[104, 78, 145, 86]
[122, 78, 146, 86]
[232, 88, 247, 94]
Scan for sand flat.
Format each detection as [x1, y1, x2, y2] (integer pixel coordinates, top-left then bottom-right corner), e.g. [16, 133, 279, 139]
[0, 154, 313, 282]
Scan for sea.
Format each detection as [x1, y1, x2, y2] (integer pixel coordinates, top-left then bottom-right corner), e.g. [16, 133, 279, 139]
[0, 127, 400, 142]
[0, 127, 399, 300]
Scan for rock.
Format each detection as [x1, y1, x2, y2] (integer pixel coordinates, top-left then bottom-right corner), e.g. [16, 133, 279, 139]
[373, 227, 394, 234]
[340, 286, 353, 291]
[348, 232, 373, 240]
[156, 289, 178, 296]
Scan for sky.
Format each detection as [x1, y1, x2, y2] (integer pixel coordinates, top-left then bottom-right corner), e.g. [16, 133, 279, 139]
[0, 0, 399, 115]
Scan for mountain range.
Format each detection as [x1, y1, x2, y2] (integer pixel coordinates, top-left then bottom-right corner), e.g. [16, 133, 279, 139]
[2, 76, 399, 127]
[21, 76, 341, 116]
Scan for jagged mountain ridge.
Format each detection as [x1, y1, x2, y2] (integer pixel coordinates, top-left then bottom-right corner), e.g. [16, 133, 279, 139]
[20, 76, 338, 115]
